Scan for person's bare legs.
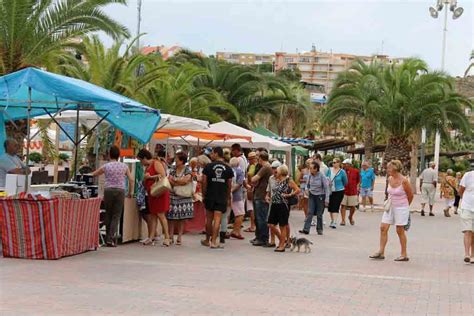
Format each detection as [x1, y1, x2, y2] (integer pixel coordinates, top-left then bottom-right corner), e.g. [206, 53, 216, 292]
[463, 231, 472, 259]
[361, 196, 367, 210]
[157, 213, 170, 245]
[276, 224, 287, 250]
[420, 202, 426, 215]
[168, 220, 175, 243]
[211, 211, 223, 247]
[269, 224, 281, 246]
[202, 210, 214, 246]
[349, 206, 356, 225]
[368, 196, 374, 210]
[177, 220, 185, 245]
[340, 206, 347, 225]
[396, 225, 408, 258]
[232, 215, 243, 236]
[377, 223, 390, 255]
[248, 207, 256, 231]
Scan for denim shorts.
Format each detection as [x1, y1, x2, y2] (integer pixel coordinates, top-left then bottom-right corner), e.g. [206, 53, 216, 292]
[360, 187, 373, 197]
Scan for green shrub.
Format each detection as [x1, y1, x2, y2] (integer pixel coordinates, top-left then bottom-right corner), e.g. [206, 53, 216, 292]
[438, 157, 453, 172]
[453, 159, 470, 172]
[59, 153, 70, 161]
[28, 152, 43, 164]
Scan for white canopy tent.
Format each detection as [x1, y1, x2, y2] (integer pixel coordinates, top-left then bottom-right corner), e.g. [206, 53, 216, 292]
[153, 121, 291, 152]
[151, 121, 293, 171]
[35, 111, 210, 131]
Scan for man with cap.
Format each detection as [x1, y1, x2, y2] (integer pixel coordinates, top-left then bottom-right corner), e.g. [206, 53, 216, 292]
[420, 162, 438, 216]
[340, 159, 360, 226]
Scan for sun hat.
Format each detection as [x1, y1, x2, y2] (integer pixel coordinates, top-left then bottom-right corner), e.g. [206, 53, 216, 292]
[342, 158, 352, 165]
[271, 160, 282, 168]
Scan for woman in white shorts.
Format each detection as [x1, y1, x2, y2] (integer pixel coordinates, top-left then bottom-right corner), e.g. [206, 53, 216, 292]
[370, 160, 413, 262]
[458, 170, 474, 263]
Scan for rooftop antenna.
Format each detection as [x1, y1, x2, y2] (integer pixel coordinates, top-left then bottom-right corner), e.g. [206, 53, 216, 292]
[381, 40, 385, 55]
[311, 43, 316, 53]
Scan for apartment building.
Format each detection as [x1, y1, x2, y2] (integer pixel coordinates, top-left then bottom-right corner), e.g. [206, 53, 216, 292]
[216, 52, 275, 65]
[275, 51, 401, 93]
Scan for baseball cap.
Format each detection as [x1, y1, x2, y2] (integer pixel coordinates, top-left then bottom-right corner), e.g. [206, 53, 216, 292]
[271, 160, 282, 168]
[342, 158, 352, 164]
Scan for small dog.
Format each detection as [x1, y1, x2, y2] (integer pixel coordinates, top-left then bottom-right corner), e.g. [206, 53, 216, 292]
[290, 236, 313, 253]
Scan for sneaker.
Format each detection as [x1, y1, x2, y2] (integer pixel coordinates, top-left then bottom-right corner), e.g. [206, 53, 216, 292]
[299, 230, 309, 235]
[263, 242, 276, 248]
[330, 222, 337, 229]
[317, 231, 323, 235]
[429, 212, 435, 217]
[311, 220, 316, 226]
[359, 207, 366, 212]
[421, 210, 425, 216]
[252, 240, 266, 247]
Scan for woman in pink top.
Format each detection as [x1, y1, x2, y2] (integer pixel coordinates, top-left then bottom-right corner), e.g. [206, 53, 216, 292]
[92, 146, 134, 247]
[370, 160, 413, 262]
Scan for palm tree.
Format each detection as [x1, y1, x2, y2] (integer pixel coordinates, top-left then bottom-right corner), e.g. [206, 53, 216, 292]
[139, 63, 238, 122]
[322, 59, 384, 159]
[0, 0, 129, 75]
[376, 58, 472, 172]
[58, 35, 162, 99]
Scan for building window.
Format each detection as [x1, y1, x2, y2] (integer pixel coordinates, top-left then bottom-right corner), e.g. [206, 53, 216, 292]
[284, 57, 294, 63]
[299, 57, 311, 63]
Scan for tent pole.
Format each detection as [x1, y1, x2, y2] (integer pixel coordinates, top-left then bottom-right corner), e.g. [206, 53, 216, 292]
[73, 106, 80, 178]
[53, 123, 60, 184]
[24, 87, 32, 191]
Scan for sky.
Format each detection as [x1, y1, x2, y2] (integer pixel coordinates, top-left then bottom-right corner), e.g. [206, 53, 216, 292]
[102, 0, 474, 76]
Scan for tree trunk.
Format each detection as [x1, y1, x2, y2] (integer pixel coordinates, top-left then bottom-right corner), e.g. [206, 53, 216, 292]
[5, 120, 27, 155]
[363, 117, 374, 161]
[409, 138, 419, 193]
[383, 135, 411, 175]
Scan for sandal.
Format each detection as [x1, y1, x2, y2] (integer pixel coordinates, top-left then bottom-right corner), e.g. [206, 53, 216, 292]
[464, 257, 471, 263]
[200, 239, 210, 247]
[394, 256, 410, 262]
[274, 247, 286, 252]
[162, 239, 170, 247]
[369, 253, 385, 260]
[210, 243, 224, 249]
[176, 239, 182, 246]
[244, 227, 256, 233]
[230, 232, 244, 240]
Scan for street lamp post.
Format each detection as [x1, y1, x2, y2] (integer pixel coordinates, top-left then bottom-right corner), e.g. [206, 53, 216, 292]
[427, 0, 464, 172]
[136, 0, 143, 52]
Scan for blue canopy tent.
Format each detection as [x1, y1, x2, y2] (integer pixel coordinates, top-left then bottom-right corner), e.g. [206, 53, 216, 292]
[0, 67, 161, 185]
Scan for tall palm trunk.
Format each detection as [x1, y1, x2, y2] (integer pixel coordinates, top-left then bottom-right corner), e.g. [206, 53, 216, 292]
[409, 137, 420, 193]
[363, 117, 374, 161]
[384, 135, 411, 175]
[5, 120, 27, 154]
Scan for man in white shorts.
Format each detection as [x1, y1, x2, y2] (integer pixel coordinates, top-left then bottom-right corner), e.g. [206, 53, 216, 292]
[458, 170, 474, 264]
[419, 162, 438, 216]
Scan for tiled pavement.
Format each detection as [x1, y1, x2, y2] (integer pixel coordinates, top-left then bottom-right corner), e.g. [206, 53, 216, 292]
[1, 178, 473, 315]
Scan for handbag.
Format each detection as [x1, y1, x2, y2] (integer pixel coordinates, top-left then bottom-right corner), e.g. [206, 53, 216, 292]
[383, 197, 392, 212]
[172, 167, 193, 198]
[150, 176, 171, 197]
[174, 182, 193, 197]
[285, 179, 298, 206]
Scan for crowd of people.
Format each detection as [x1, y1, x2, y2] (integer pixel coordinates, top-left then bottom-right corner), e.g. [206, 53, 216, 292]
[3, 137, 468, 263]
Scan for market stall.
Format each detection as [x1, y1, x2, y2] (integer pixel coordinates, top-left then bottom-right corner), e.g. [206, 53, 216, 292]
[0, 68, 161, 257]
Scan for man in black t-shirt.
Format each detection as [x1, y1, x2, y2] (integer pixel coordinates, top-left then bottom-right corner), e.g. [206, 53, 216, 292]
[201, 147, 234, 248]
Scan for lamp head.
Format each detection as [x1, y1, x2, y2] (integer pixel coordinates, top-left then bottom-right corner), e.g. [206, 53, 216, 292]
[429, 6, 439, 18]
[436, 0, 444, 11]
[453, 7, 464, 19]
[450, 0, 458, 12]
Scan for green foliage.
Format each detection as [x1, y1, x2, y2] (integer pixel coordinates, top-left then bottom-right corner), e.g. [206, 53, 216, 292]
[28, 152, 42, 163]
[0, 0, 129, 75]
[59, 153, 70, 161]
[439, 157, 470, 172]
[277, 68, 302, 82]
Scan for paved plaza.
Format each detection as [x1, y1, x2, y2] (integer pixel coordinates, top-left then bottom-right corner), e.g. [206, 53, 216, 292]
[1, 178, 473, 315]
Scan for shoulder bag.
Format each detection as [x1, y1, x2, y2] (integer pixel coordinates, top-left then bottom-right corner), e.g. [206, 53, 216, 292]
[173, 168, 193, 198]
[151, 176, 171, 197]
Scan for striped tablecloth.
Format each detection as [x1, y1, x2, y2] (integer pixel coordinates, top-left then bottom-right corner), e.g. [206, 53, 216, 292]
[0, 197, 101, 259]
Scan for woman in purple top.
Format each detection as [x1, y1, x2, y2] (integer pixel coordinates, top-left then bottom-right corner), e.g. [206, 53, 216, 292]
[93, 146, 134, 247]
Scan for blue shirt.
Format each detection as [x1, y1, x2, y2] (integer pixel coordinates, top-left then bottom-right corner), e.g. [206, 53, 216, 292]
[306, 172, 330, 203]
[232, 167, 245, 201]
[360, 168, 376, 189]
[326, 168, 348, 192]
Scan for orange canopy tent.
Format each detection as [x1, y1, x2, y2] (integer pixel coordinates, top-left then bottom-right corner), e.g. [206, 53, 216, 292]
[153, 128, 252, 142]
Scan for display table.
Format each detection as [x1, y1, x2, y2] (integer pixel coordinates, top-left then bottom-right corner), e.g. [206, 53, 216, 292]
[0, 197, 101, 259]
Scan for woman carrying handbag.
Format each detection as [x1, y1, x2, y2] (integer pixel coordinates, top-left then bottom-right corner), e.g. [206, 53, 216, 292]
[168, 151, 194, 245]
[137, 149, 171, 246]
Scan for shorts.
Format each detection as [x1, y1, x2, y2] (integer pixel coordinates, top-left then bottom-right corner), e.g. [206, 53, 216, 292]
[342, 195, 358, 207]
[360, 187, 373, 197]
[204, 199, 227, 213]
[246, 199, 253, 211]
[232, 200, 245, 216]
[267, 203, 289, 226]
[382, 207, 410, 226]
[459, 208, 474, 232]
[445, 199, 454, 208]
[421, 183, 436, 205]
[328, 190, 344, 213]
